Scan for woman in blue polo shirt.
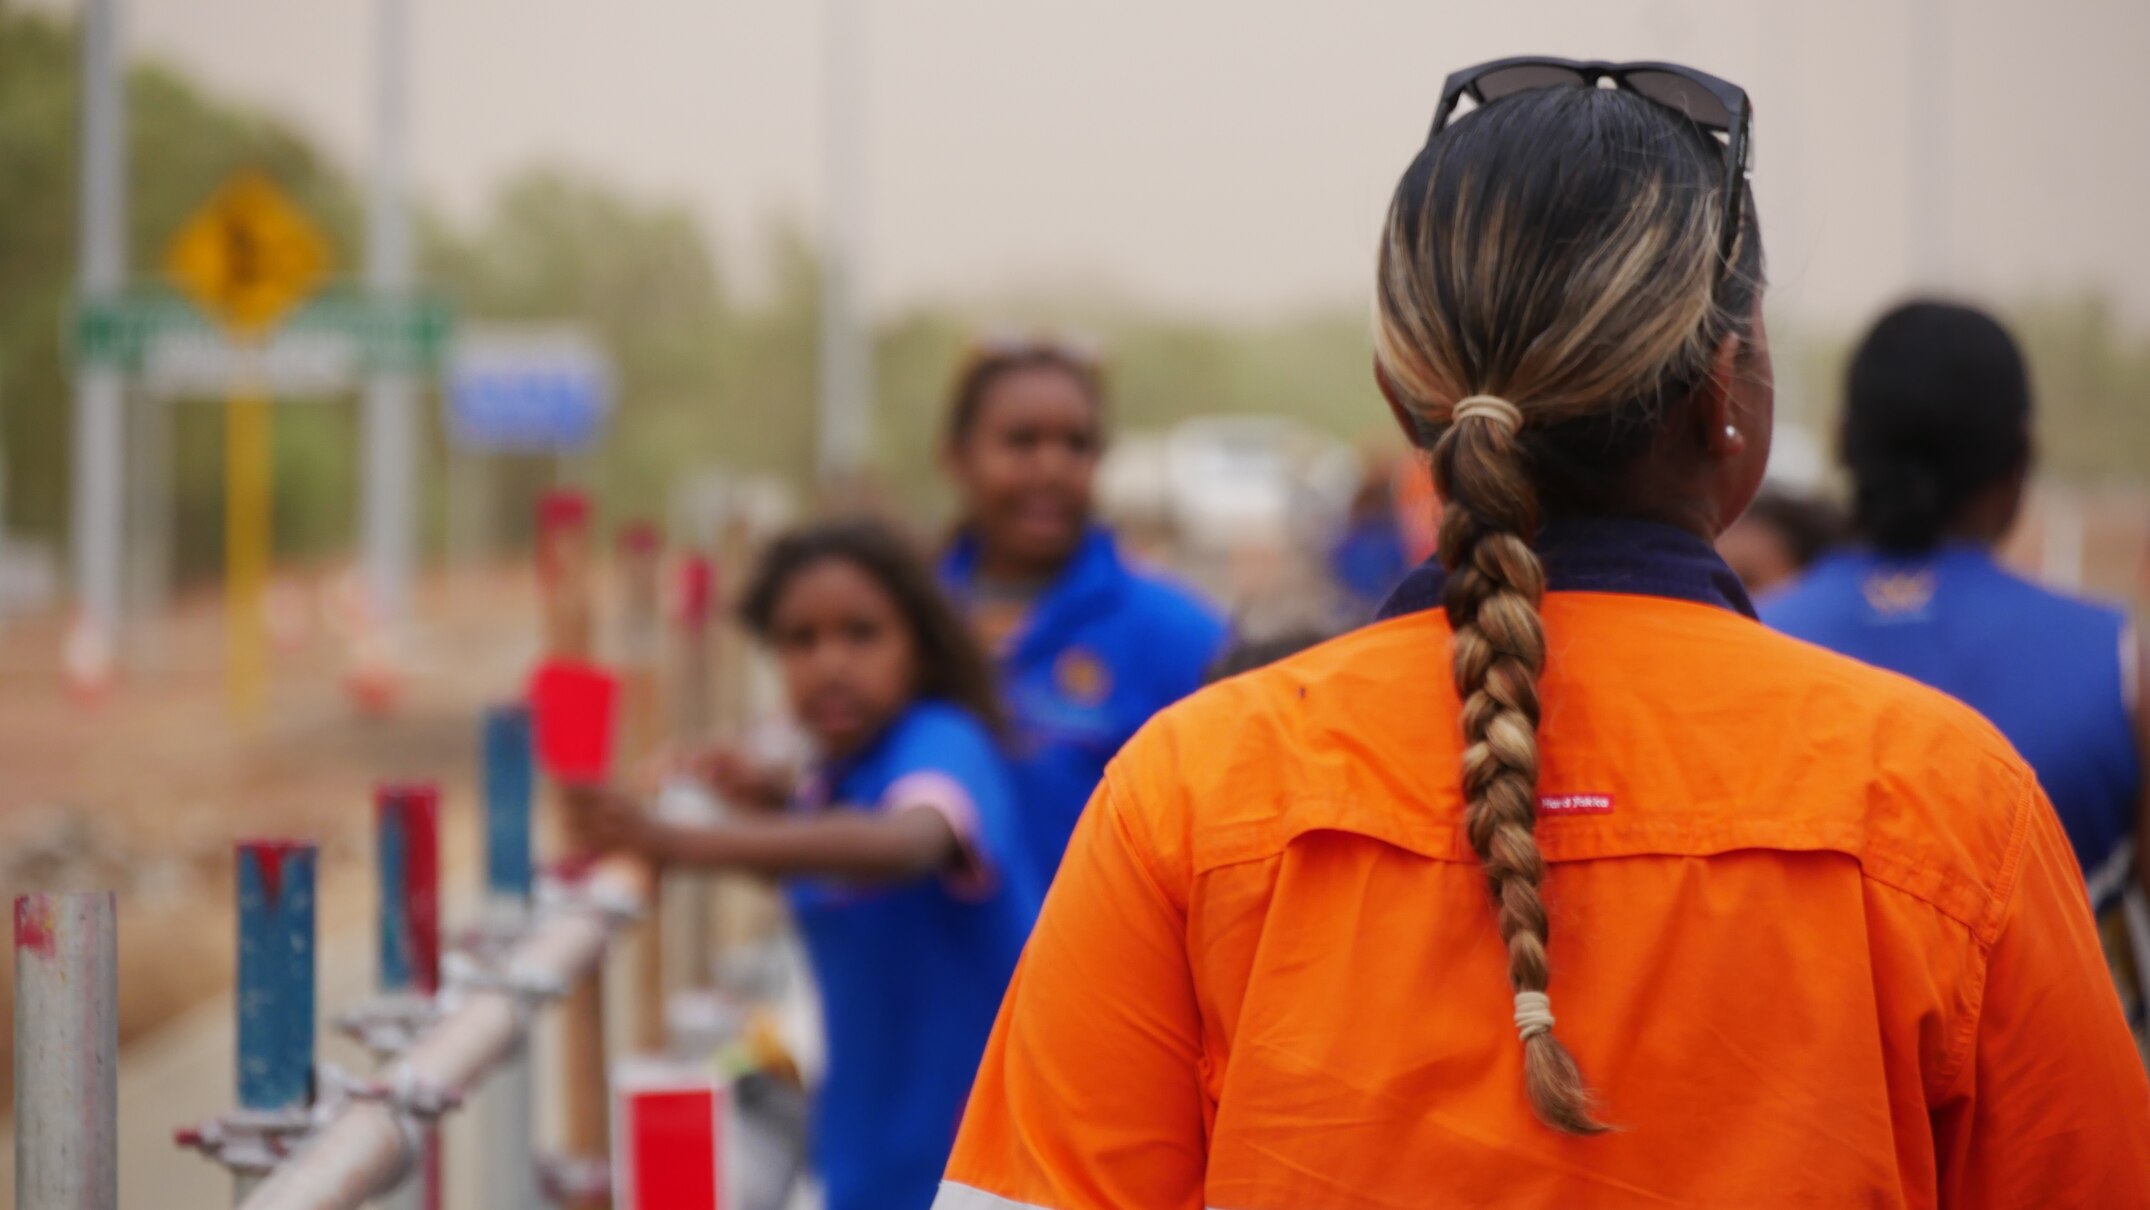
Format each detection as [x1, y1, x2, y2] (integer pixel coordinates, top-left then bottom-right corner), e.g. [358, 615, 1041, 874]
[567, 520, 1038, 1210]
[937, 336, 1229, 890]
[1767, 300, 2150, 1025]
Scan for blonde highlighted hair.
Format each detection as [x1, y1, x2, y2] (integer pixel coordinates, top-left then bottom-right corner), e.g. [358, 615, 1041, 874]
[1374, 85, 1763, 1134]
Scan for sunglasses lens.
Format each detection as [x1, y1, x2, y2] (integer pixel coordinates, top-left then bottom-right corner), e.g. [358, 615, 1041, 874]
[1623, 70, 1736, 130]
[1472, 63, 1591, 103]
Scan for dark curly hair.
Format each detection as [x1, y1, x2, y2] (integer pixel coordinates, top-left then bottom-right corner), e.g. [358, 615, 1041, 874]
[739, 518, 1005, 736]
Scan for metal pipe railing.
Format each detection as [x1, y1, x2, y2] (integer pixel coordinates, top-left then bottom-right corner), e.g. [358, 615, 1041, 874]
[235, 854, 651, 1210]
[13, 891, 119, 1210]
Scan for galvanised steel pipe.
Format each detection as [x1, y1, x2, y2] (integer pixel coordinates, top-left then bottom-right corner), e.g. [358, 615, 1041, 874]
[13, 891, 119, 1210]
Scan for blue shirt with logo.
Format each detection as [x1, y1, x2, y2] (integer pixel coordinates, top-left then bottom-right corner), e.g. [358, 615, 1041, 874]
[1765, 546, 2141, 910]
[943, 528, 1229, 891]
[785, 700, 1041, 1210]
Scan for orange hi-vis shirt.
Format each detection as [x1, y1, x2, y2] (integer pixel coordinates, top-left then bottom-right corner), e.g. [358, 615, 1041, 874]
[941, 592, 2150, 1209]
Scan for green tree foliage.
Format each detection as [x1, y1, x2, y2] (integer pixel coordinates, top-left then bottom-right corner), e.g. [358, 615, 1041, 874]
[0, 7, 361, 580]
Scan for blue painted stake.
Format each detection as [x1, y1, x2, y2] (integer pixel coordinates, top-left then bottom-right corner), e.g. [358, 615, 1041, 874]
[235, 840, 317, 1115]
[479, 704, 543, 1210]
[482, 705, 536, 903]
[376, 785, 443, 1210]
[376, 784, 442, 997]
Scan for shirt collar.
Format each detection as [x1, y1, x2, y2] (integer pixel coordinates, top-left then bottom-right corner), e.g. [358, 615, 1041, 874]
[1375, 516, 1756, 621]
[941, 527, 1129, 662]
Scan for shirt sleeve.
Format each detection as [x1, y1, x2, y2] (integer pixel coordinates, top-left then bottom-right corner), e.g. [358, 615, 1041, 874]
[937, 774, 1208, 1210]
[1931, 782, 2150, 1207]
[879, 710, 1011, 899]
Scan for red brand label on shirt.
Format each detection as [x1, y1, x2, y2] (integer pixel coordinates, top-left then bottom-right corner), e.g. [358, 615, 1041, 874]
[1539, 793, 1614, 815]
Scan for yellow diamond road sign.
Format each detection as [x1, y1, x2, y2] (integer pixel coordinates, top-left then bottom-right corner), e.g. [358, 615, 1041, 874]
[165, 170, 332, 335]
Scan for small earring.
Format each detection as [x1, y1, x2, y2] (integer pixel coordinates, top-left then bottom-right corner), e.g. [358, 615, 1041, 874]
[1725, 425, 1740, 440]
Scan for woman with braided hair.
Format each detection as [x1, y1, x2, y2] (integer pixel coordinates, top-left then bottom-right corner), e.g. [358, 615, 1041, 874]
[936, 59, 2150, 1210]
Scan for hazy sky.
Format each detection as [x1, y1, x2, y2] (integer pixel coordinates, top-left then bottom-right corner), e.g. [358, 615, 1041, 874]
[48, 0, 2150, 329]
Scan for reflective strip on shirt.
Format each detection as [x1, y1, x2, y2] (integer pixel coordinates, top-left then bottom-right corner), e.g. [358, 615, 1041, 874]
[934, 1182, 1229, 1210]
[933, 1182, 1045, 1210]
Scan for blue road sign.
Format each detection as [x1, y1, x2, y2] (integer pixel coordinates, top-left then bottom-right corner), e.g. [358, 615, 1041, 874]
[447, 332, 613, 452]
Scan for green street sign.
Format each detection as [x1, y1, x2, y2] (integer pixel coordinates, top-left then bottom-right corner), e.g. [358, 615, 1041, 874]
[71, 287, 454, 374]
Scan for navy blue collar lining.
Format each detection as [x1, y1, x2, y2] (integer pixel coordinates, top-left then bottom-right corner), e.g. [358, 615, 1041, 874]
[1375, 517, 1757, 622]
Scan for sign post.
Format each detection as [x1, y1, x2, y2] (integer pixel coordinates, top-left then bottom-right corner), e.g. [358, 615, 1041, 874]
[165, 170, 330, 721]
[69, 0, 126, 690]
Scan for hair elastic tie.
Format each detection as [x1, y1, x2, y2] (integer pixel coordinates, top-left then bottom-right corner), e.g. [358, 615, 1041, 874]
[1514, 990, 1556, 1041]
[1452, 394, 1524, 433]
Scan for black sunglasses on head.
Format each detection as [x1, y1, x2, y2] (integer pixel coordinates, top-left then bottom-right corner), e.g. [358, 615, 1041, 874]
[1430, 56, 1753, 277]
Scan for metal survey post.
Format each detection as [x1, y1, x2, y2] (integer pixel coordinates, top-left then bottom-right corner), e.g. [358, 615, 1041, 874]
[484, 705, 538, 907]
[13, 891, 119, 1210]
[618, 522, 670, 1055]
[479, 705, 542, 1210]
[165, 172, 331, 722]
[373, 785, 443, 1210]
[670, 555, 719, 989]
[533, 490, 616, 1206]
[232, 841, 319, 1202]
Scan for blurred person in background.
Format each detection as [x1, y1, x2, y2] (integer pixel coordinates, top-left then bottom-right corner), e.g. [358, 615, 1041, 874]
[1767, 301, 2150, 1029]
[939, 61, 2150, 1210]
[937, 336, 1228, 890]
[1717, 483, 1845, 594]
[1328, 455, 1414, 619]
[568, 520, 1039, 1210]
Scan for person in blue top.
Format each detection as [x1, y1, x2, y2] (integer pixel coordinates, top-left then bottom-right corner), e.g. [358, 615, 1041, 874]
[935, 335, 1230, 889]
[1328, 464, 1414, 621]
[1766, 300, 2150, 1026]
[567, 519, 1039, 1210]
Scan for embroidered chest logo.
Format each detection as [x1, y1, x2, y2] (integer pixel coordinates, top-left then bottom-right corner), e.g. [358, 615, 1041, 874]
[1053, 648, 1113, 707]
[1861, 569, 1936, 616]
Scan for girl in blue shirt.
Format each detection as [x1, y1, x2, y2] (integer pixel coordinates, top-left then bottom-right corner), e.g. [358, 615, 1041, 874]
[936, 337, 1229, 891]
[568, 519, 1039, 1210]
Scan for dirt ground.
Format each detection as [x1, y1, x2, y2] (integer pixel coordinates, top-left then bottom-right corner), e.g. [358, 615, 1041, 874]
[0, 566, 546, 1109]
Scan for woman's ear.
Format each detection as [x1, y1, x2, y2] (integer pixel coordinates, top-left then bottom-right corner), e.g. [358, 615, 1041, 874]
[1696, 330, 1750, 460]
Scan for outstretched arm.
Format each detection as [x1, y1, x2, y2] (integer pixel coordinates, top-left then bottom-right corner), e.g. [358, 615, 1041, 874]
[565, 781, 960, 883]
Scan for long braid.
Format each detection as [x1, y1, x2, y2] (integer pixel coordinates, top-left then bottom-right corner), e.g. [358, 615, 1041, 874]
[1376, 84, 1764, 1137]
[1433, 408, 1606, 1135]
